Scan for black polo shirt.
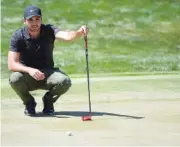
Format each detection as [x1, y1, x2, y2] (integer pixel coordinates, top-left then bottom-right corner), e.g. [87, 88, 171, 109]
[9, 24, 60, 69]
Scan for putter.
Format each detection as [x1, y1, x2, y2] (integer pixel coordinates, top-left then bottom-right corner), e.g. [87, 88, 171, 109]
[81, 35, 92, 121]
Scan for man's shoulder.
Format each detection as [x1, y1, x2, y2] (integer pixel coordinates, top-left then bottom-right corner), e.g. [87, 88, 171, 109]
[43, 24, 53, 27]
[10, 27, 25, 51]
[41, 24, 58, 36]
[42, 24, 60, 35]
[11, 27, 24, 39]
[42, 24, 54, 30]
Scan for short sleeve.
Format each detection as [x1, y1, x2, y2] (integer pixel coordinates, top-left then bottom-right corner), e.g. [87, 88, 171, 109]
[9, 31, 23, 52]
[49, 24, 60, 35]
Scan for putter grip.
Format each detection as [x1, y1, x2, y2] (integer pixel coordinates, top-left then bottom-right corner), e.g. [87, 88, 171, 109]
[84, 35, 88, 49]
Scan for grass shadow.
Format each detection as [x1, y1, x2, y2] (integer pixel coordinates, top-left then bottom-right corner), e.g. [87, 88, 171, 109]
[33, 111, 145, 119]
[55, 111, 145, 119]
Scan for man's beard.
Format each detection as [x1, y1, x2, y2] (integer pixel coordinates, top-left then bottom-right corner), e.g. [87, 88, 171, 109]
[29, 25, 40, 32]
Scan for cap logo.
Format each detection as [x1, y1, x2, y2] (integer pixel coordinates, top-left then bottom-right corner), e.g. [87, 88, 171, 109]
[30, 9, 34, 12]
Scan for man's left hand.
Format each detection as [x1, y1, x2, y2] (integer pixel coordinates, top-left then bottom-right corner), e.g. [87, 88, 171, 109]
[78, 25, 88, 36]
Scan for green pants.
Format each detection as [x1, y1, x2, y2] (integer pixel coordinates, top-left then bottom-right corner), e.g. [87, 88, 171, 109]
[9, 68, 71, 105]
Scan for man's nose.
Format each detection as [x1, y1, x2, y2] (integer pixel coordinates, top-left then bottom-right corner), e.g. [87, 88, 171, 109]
[32, 20, 37, 25]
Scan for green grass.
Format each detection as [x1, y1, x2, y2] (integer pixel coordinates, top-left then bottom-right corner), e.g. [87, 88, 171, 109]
[69, 78, 180, 95]
[1, 0, 180, 79]
[1, 75, 180, 100]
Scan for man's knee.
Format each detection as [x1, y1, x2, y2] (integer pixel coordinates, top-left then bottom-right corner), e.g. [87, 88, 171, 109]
[57, 76, 71, 93]
[9, 72, 24, 85]
[47, 71, 71, 87]
[49, 75, 71, 95]
[62, 76, 71, 87]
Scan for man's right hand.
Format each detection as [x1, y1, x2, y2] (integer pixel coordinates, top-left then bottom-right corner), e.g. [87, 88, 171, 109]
[28, 68, 45, 81]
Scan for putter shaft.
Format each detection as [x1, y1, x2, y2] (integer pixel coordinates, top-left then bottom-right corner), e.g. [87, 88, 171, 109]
[84, 35, 91, 114]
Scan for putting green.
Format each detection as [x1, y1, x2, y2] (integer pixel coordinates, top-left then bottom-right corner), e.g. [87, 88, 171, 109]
[1, 75, 180, 146]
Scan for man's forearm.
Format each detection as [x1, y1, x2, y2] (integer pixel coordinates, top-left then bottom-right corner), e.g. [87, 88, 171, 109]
[55, 30, 82, 41]
[8, 62, 31, 73]
[67, 31, 82, 41]
[55, 25, 88, 41]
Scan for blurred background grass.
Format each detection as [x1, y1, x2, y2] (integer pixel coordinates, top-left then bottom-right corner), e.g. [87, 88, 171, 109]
[1, 0, 180, 79]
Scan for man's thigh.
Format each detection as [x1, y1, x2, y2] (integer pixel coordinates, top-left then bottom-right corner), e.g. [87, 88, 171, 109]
[9, 72, 45, 91]
[41, 68, 71, 90]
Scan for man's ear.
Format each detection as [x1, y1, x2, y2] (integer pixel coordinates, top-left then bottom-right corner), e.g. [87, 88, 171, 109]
[24, 19, 26, 25]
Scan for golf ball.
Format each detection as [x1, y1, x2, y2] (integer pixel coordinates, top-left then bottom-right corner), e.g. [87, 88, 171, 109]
[67, 131, 73, 136]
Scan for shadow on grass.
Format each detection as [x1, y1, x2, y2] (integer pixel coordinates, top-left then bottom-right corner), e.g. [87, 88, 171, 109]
[33, 111, 145, 119]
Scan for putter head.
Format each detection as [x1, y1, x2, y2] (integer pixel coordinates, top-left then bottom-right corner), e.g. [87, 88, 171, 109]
[81, 115, 92, 121]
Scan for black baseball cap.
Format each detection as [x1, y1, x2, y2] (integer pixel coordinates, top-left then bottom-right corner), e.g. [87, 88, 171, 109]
[24, 5, 42, 19]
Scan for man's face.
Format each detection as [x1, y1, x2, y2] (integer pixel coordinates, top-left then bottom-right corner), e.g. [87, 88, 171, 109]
[24, 16, 42, 32]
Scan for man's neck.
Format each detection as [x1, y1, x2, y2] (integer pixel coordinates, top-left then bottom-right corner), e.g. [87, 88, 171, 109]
[28, 29, 41, 39]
